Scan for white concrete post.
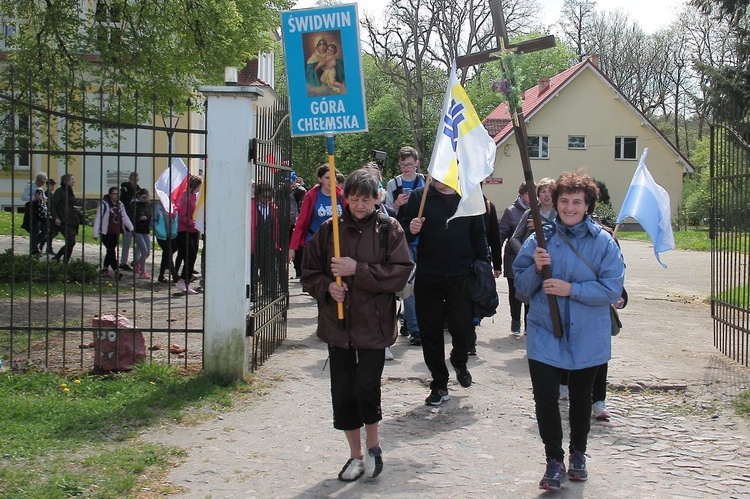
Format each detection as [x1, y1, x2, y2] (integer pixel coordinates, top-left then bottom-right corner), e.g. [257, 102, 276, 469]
[198, 83, 264, 382]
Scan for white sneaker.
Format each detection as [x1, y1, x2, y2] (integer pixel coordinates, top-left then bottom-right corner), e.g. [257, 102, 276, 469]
[364, 446, 383, 478]
[559, 385, 569, 401]
[338, 458, 364, 482]
[186, 287, 199, 295]
[592, 400, 610, 420]
[176, 279, 187, 293]
[384, 347, 394, 361]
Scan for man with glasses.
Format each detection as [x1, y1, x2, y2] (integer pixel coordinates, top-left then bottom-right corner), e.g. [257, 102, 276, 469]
[385, 146, 425, 346]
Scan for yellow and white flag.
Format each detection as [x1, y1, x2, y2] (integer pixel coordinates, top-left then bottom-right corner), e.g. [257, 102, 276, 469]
[428, 61, 496, 222]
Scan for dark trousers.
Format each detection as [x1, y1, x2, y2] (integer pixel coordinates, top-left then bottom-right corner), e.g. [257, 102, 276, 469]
[414, 273, 473, 391]
[46, 225, 58, 252]
[30, 218, 48, 254]
[54, 226, 77, 263]
[328, 346, 385, 431]
[529, 359, 599, 462]
[506, 277, 529, 324]
[593, 362, 607, 403]
[101, 233, 119, 270]
[176, 231, 199, 281]
[291, 227, 304, 278]
[156, 237, 177, 280]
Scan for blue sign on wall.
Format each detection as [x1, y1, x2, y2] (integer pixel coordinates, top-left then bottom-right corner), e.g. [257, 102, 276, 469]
[281, 4, 368, 137]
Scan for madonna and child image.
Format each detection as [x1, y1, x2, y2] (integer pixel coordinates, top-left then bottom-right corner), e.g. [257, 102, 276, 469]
[304, 30, 347, 97]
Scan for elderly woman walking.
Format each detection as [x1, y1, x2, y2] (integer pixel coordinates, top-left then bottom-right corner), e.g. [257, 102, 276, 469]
[513, 171, 624, 491]
[301, 169, 412, 482]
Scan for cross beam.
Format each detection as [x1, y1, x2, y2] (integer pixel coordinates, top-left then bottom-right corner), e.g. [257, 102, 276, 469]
[456, 0, 564, 338]
[456, 0, 556, 69]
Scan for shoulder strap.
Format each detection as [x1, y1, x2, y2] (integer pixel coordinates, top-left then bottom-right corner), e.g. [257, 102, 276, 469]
[556, 229, 598, 276]
[377, 211, 390, 249]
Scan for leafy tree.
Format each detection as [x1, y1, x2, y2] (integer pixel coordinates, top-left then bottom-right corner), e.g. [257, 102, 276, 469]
[0, 0, 290, 117]
[691, 0, 750, 122]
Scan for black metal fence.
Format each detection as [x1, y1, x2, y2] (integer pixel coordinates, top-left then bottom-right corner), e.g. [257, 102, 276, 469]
[0, 65, 207, 373]
[710, 120, 750, 365]
[248, 96, 292, 370]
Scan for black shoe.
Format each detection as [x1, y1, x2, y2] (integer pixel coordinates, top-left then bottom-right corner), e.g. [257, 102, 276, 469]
[511, 320, 521, 334]
[158, 275, 169, 283]
[400, 324, 409, 336]
[120, 263, 133, 271]
[409, 334, 421, 346]
[451, 360, 472, 387]
[425, 389, 450, 406]
[467, 346, 477, 356]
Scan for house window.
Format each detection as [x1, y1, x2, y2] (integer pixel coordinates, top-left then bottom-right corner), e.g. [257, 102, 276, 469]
[568, 136, 586, 149]
[2, 113, 30, 171]
[528, 136, 549, 159]
[1, 18, 22, 51]
[95, 0, 123, 53]
[615, 137, 637, 160]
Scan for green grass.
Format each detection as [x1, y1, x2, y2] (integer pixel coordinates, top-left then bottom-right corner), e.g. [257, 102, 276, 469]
[0, 211, 98, 246]
[0, 363, 261, 498]
[716, 284, 749, 309]
[617, 228, 711, 251]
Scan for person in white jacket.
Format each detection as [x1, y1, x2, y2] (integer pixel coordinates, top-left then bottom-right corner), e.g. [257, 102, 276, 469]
[93, 186, 134, 278]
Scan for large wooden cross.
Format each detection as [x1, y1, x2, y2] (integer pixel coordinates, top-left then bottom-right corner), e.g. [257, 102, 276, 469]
[456, 0, 555, 68]
[457, 0, 564, 338]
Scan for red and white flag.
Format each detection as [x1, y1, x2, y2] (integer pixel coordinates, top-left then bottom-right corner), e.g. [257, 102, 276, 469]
[154, 158, 189, 214]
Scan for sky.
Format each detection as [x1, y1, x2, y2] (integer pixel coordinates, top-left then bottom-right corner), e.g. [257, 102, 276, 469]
[291, 0, 688, 34]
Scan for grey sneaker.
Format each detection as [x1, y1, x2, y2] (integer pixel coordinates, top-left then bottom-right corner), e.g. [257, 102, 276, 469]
[425, 389, 450, 406]
[338, 458, 364, 482]
[364, 446, 383, 478]
[539, 459, 567, 490]
[568, 451, 588, 481]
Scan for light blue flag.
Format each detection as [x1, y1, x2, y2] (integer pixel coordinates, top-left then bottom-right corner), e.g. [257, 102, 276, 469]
[616, 148, 675, 267]
[428, 61, 496, 222]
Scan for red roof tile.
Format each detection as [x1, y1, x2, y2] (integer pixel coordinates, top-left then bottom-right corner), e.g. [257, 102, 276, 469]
[482, 59, 590, 143]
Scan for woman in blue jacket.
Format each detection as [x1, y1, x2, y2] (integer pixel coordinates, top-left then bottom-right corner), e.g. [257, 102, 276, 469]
[513, 171, 624, 491]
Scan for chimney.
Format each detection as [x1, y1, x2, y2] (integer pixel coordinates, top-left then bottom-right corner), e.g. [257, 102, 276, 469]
[588, 54, 600, 67]
[538, 77, 550, 94]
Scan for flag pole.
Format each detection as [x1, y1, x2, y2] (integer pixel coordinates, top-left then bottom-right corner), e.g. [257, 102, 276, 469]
[416, 174, 432, 219]
[325, 133, 345, 329]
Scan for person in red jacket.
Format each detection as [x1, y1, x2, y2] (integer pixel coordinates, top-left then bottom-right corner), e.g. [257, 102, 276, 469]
[175, 175, 202, 295]
[288, 163, 347, 268]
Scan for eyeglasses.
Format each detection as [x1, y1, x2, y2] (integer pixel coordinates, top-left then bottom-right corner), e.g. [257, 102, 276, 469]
[399, 162, 416, 168]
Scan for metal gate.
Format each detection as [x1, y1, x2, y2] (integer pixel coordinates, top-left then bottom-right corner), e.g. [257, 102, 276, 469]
[249, 96, 292, 370]
[0, 65, 207, 372]
[710, 120, 750, 366]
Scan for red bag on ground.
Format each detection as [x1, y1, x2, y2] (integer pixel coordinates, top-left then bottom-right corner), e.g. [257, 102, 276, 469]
[92, 314, 146, 371]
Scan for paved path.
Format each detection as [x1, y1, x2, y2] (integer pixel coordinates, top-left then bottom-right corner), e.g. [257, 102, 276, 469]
[144, 240, 750, 498]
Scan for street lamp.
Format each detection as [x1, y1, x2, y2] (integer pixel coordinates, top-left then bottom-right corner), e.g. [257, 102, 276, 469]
[162, 112, 180, 156]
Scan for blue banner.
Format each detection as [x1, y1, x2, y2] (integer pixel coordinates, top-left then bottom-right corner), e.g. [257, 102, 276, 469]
[281, 4, 368, 137]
